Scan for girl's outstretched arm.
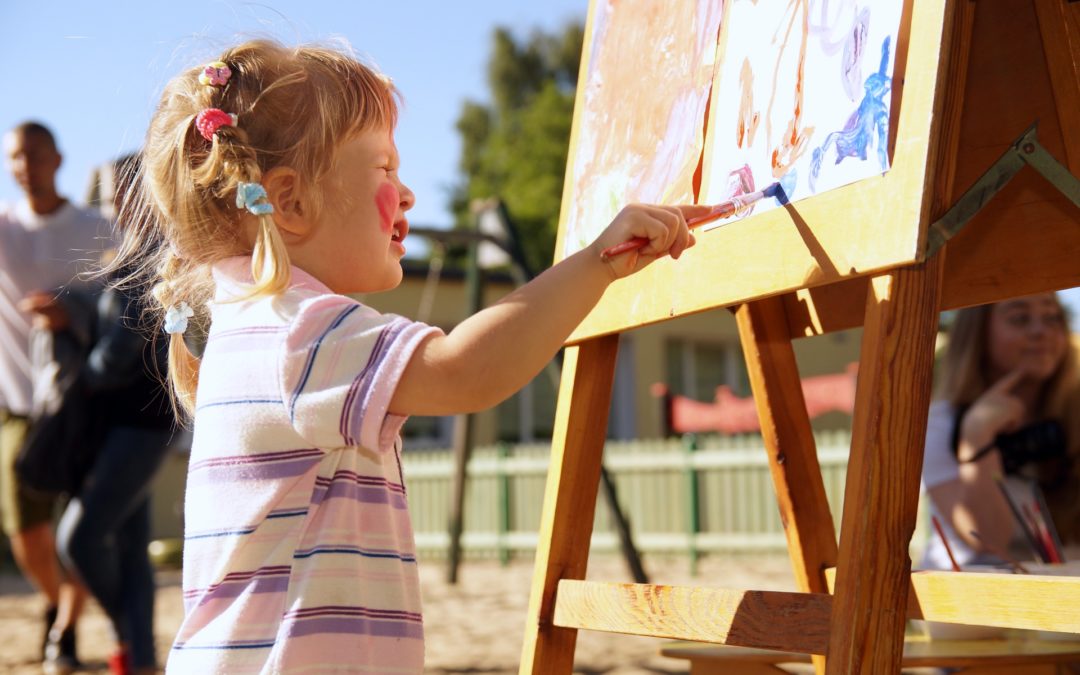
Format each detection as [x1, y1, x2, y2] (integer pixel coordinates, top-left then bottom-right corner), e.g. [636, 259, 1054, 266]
[389, 203, 710, 416]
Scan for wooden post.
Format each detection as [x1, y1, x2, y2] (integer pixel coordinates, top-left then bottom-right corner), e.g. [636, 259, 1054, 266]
[736, 296, 839, 675]
[520, 336, 619, 674]
[825, 256, 943, 675]
[446, 219, 484, 583]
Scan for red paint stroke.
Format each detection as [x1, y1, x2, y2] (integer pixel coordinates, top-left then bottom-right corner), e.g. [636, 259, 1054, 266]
[768, 0, 815, 178]
[375, 182, 399, 235]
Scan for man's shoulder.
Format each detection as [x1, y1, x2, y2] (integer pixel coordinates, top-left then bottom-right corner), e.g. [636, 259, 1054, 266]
[59, 202, 109, 227]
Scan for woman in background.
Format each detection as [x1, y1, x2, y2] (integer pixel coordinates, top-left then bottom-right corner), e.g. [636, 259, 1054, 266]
[921, 292, 1080, 570]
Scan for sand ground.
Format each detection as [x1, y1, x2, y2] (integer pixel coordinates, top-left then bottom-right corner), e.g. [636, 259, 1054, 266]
[0, 552, 800, 674]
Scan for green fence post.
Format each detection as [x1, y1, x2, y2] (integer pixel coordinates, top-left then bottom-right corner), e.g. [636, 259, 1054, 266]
[684, 433, 700, 576]
[497, 442, 511, 567]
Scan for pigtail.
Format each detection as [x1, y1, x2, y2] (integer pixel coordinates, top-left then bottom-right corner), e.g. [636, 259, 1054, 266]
[150, 251, 205, 416]
[251, 212, 291, 295]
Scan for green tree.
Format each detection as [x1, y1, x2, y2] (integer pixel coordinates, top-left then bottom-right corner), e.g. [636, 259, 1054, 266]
[451, 22, 584, 274]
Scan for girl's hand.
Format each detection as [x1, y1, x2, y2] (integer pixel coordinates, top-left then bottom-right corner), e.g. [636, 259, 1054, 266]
[957, 368, 1027, 461]
[589, 204, 710, 280]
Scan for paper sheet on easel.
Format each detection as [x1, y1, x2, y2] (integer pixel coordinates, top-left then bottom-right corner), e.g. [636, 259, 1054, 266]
[561, 0, 723, 257]
[701, 0, 905, 227]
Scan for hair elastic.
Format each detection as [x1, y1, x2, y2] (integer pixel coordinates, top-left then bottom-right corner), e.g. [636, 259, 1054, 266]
[236, 182, 274, 216]
[163, 302, 194, 335]
[198, 61, 232, 87]
[195, 108, 237, 141]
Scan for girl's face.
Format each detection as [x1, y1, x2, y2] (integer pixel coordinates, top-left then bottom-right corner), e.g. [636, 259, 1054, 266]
[986, 294, 1069, 383]
[304, 126, 414, 294]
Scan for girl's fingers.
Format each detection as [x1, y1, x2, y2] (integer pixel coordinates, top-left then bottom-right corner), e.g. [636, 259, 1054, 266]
[636, 205, 686, 255]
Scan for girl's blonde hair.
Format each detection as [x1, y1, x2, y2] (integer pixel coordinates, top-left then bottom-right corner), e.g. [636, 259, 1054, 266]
[113, 39, 399, 416]
[937, 296, 1080, 542]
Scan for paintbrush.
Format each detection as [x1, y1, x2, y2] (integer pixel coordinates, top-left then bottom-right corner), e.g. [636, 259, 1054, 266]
[931, 515, 962, 571]
[599, 182, 782, 261]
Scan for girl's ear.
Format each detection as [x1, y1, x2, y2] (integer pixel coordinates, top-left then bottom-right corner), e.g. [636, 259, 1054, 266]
[263, 167, 311, 237]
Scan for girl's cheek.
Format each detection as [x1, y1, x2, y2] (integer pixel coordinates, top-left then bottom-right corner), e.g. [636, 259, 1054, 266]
[375, 182, 399, 235]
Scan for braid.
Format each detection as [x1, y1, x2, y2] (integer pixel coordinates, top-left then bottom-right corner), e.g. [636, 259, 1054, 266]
[151, 249, 205, 416]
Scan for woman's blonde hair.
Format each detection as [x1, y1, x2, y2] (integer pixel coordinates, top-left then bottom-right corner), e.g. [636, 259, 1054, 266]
[112, 39, 399, 416]
[937, 296, 1080, 542]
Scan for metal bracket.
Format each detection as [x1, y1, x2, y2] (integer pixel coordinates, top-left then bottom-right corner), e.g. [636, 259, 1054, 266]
[925, 123, 1080, 257]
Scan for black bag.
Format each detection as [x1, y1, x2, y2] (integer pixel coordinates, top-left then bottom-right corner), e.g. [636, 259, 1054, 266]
[15, 372, 107, 496]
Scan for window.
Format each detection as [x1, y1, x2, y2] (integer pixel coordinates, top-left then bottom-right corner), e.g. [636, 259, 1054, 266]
[665, 339, 749, 400]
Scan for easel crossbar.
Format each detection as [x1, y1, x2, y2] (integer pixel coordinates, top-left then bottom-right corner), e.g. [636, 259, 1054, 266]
[824, 568, 1080, 634]
[552, 580, 832, 654]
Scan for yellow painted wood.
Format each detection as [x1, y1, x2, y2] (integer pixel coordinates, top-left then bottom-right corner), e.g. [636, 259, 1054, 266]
[562, 0, 953, 344]
[661, 638, 1080, 672]
[518, 337, 620, 674]
[823, 567, 1080, 634]
[552, 580, 832, 655]
[906, 571, 1080, 633]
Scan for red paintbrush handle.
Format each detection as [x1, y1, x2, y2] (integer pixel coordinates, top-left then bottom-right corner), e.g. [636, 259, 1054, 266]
[599, 236, 649, 261]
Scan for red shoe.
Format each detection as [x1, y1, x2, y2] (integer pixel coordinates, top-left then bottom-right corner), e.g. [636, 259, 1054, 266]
[107, 649, 133, 675]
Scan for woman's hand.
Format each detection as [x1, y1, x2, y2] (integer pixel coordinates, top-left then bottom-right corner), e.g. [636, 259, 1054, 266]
[957, 368, 1026, 462]
[18, 291, 70, 331]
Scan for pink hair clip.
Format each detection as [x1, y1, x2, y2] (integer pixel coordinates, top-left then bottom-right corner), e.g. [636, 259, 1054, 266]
[195, 108, 237, 141]
[198, 61, 232, 87]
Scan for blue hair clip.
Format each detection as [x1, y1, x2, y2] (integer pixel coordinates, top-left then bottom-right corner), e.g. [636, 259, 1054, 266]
[163, 302, 194, 335]
[236, 182, 274, 216]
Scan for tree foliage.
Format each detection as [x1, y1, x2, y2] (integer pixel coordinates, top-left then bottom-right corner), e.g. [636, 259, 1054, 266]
[451, 22, 583, 274]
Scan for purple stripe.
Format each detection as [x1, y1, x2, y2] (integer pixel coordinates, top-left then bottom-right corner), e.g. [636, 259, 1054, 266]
[342, 319, 410, 446]
[289, 305, 360, 421]
[313, 470, 405, 494]
[209, 325, 288, 342]
[340, 321, 395, 444]
[284, 605, 421, 621]
[185, 573, 291, 611]
[292, 545, 415, 562]
[189, 456, 322, 484]
[282, 616, 424, 640]
[189, 448, 323, 472]
[184, 566, 292, 596]
[310, 482, 408, 509]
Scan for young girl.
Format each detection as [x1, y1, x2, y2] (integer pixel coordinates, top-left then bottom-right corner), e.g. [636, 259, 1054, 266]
[118, 40, 706, 673]
[921, 293, 1080, 571]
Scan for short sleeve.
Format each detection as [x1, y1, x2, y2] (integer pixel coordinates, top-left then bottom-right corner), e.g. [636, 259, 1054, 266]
[278, 295, 442, 452]
[922, 400, 960, 489]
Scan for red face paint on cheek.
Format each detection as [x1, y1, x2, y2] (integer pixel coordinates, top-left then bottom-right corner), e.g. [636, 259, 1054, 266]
[375, 183, 399, 235]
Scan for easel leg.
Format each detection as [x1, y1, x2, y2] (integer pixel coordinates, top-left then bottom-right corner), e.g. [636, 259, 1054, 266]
[736, 297, 840, 675]
[826, 257, 943, 675]
[519, 336, 620, 674]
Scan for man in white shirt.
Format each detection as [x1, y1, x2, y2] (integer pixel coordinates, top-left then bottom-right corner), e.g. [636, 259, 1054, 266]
[0, 121, 107, 672]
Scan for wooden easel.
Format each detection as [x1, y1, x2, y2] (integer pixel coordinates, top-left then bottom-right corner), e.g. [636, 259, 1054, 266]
[519, 1, 1080, 674]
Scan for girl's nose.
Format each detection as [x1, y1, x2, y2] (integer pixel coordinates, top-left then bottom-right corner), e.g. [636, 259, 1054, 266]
[397, 181, 415, 212]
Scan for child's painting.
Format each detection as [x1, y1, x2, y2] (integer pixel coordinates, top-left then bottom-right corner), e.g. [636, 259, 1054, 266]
[701, 0, 903, 225]
[560, 0, 724, 257]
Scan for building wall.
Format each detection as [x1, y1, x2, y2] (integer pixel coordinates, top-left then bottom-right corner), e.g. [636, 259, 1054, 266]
[358, 265, 863, 444]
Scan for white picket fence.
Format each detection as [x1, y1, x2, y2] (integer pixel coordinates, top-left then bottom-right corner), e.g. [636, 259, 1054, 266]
[401, 431, 930, 564]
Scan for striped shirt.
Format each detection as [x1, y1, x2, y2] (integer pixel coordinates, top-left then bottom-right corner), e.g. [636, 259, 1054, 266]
[167, 257, 441, 674]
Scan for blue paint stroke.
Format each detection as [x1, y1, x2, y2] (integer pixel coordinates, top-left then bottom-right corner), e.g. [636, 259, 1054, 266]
[809, 36, 892, 193]
[774, 171, 797, 206]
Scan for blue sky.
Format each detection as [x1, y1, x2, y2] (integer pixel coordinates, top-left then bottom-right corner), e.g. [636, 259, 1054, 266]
[0, 0, 586, 231]
[3, 1, 1078, 327]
